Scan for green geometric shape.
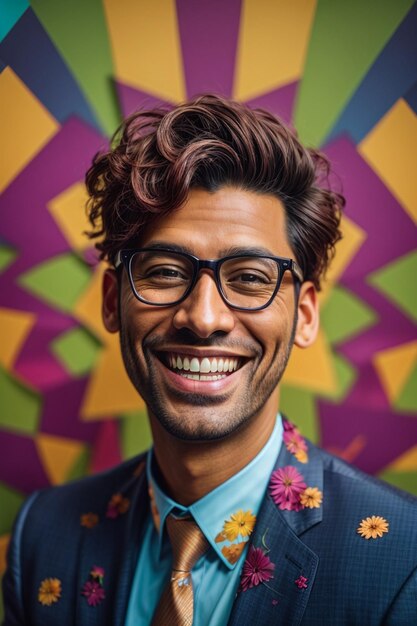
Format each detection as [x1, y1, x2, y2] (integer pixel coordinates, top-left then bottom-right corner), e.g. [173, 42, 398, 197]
[51, 326, 101, 376]
[18, 253, 91, 313]
[395, 364, 417, 413]
[321, 286, 377, 345]
[0, 367, 41, 434]
[0, 244, 17, 273]
[0, 482, 24, 535]
[65, 447, 90, 482]
[30, 0, 119, 135]
[319, 352, 357, 403]
[368, 250, 417, 324]
[294, 0, 415, 146]
[280, 385, 319, 443]
[120, 409, 153, 460]
[0, 0, 29, 42]
[378, 470, 417, 497]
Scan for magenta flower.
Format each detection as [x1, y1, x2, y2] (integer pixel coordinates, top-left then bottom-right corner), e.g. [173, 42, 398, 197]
[239, 546, 275, 592]
[269, 466, 307, 511]
[91, 566, 105, 578]
[81, 580, 106, 606]
[283, 419, 296, 432]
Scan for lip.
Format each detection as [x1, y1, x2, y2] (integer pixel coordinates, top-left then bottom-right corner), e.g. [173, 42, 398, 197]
[157, 346, 251, 359]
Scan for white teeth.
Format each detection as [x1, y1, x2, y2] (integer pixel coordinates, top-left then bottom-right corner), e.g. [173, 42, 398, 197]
[200, 357, 211, 373]
[176, 356, 183, 369]
[167, 354, 240, 376]
[218, 358, 224, 372]
[183, 357, 190, 371]
[211, 358, 218, 373]
[190, 357, 199, 372]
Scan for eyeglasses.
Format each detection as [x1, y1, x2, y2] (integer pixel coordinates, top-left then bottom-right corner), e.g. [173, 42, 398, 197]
[115, 248, 303, 311]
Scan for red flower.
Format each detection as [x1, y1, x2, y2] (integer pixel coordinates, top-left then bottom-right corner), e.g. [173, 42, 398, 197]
[239, 546, 275, 591]
[295, 575, 308, 589]
[269, 466, 307, 511]
[81, 580, 106, 606]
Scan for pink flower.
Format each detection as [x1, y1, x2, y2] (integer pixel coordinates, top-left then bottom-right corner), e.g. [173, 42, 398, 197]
[269, 466, 307, 511]
[81, 580, 106, 606]
[239, 546, 275, 591]
[283, 419, 296, 432]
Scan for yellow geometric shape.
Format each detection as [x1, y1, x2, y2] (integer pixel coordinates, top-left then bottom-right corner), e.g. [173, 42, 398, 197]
[80, 332, 145, 420]
[384, 445, 417, 472]
[373, 341, 417, 404]
[283, 328, 337, 394]
[74, 263, 108, 341]
[0, 67, 58, 193]
[359, 99, 417, 225]
[103, 0, 185, 101]
[48, 182, 95, 252]
[234, 0, 317, 99]
[0, 308, 36, 369]
[35, 434, 86, 486]
[0, 534, 10, 575]
[319, 214, 366, 305]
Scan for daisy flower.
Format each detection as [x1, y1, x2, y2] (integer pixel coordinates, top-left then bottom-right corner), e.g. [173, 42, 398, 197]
[300, 487, 323, 509]
[269, 466, 307, 511]
[357, 515, 389, 539]
[81, 580, 106, 606]
[239, 546, 275, 591]
[222, 510, 256, 541]
[38, 578, 62, 606]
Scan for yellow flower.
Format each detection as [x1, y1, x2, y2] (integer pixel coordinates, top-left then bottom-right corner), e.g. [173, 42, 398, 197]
[38, 578, 62, 606]
[300, 487, 323, 509]
[294, 448, 308, 464]
[357, 516, 389, 539]
[222, 510, 256, 541]
[80, 512, 99, 529]
[221, 541, 247, 564]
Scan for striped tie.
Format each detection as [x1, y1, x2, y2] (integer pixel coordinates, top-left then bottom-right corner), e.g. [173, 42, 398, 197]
[152, 515, 209, 626]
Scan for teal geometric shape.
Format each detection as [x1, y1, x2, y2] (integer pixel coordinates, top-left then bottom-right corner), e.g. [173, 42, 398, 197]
[0, 367, 41, 434]
[120, 409, 153, 460]
[0, 0, 29, 42]
[368, 250, 417, 324]
[0, 245, 17, 274]
[0, 481, 24, 534]
[51, 326, 101, 376]
[395, 363, 417, 413]
[321, 285, 377, 345]
[18, 253, 91, 313]
[294, 0, 415, 146]
[378, 469, 417, 497]
[280, 385, 319, 443]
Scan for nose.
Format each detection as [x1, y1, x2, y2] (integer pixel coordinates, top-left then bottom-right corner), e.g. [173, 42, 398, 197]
[172, 271, 235, 338]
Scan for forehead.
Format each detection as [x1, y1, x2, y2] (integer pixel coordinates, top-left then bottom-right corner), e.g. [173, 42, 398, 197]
[140, 186, 293, 257]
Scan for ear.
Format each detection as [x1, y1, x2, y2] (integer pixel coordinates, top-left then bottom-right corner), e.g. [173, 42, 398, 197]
[102, 269, 120, 333]
[294, 281, 319, 348]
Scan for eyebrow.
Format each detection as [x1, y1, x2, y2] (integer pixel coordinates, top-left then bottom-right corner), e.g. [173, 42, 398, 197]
[142, 242, 278, 258]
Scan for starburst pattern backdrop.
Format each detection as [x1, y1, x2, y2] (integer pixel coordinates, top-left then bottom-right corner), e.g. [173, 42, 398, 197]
[1, 0, 417, 615]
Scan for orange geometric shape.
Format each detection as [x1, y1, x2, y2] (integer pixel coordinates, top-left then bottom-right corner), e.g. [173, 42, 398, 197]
[283, 328, 337, 394]
[0, 307, 36, 369]
[373, 341, 417, 404]
[74, 263, 107, 340]
[35, 434, 86, 486]
[47, 181, 93, 252]
[385, 445, 417, 472]
[0, 534, 10, 575]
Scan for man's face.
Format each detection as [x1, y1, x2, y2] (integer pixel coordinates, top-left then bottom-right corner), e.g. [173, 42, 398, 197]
[105, 187, 315, 441]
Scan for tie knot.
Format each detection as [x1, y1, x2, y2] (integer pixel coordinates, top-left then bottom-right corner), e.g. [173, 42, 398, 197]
[166, 515, 209, 573]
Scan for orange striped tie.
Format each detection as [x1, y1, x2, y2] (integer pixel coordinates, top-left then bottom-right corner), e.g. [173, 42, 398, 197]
[152, 515, 209, 626]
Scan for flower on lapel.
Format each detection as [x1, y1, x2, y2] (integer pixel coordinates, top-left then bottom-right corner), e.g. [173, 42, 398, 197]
[269, 466, 307, 511]
[80, 512, 99, 529]
[221, 541, 246, 565]
[239, 546, 275, 591]
[295, 575, 308, 589]
[283, 419, 309, 463]
[357, 515, 389, 539]
[82, 566, 106, 607]
[222, 509, 257, 541]
[38, 578, 62, 606]
[106, 492, 130, 518]
[300, 487, 323, 509]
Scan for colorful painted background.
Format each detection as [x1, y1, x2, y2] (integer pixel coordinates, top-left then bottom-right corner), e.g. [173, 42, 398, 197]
[1, 0, 417, 616]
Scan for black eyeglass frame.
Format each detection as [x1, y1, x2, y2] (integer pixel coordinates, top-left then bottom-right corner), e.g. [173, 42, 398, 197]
[115, 248, 304, 312]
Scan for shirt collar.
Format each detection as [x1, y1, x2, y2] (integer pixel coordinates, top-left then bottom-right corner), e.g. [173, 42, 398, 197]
[147, 414, 283, 570]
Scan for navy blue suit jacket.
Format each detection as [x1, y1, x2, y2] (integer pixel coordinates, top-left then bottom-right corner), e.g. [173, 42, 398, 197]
[3, 431, 417, 625]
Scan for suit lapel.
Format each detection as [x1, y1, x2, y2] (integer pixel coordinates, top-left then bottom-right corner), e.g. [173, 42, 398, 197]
[75, 458, 149, 626]
[229, 432, 323, 626]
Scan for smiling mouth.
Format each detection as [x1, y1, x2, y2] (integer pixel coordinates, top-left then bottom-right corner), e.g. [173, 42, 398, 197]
[159, 353, 244, 381]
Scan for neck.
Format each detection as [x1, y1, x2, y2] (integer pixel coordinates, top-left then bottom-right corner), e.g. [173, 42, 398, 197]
[149, 393, 279, 506]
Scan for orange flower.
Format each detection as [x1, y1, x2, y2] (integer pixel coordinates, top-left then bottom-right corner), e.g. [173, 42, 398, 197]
[80, 512, 99, 529]
[357, 516, 389, 539]
[221, 541, 246, 564]
[215, 531, 227, 543]
[106, 493, 130, 518]
[294, 448, 308, 464]
[222, 510, 256, 541]
[300, 487, 323, 509]
[38, 578, 62, 606]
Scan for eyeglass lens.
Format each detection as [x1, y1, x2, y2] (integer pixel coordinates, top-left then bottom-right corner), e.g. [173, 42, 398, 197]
[129, 250, 282, 309]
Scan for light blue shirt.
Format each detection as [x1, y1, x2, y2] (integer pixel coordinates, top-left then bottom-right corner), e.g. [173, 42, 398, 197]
[125, 415, 283, 625]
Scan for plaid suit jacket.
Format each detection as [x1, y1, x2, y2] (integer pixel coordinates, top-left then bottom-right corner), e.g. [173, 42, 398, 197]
[3, 429, 417, 625]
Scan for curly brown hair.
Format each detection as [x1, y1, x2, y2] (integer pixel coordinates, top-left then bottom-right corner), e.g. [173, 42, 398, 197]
[85, 94, 344, 289]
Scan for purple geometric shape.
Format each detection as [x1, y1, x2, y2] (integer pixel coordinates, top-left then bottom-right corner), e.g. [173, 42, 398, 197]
[40, 377, 100, 444]
[0, 431, 50, 493]
[405, 79, 417, 114]
[245, 81, 298, 126]
[176, 0, 242, 98]
[0, 8, 99, 130]
[115, 80, 173, 119]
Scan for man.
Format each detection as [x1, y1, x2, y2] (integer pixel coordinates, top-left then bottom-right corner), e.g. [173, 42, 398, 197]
[3, 95, 417, 625]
